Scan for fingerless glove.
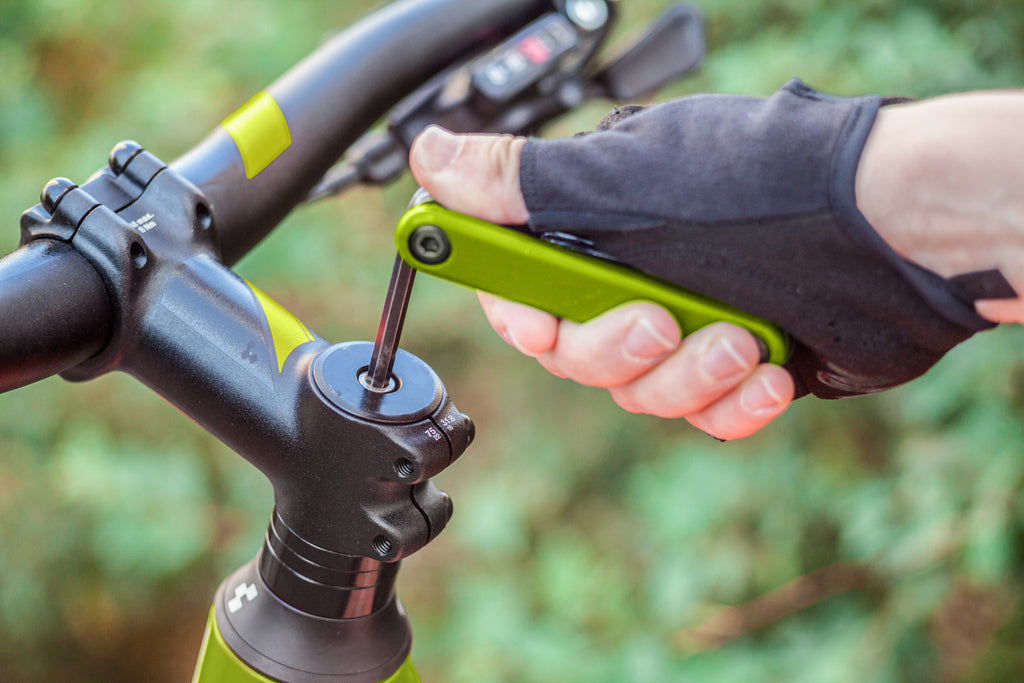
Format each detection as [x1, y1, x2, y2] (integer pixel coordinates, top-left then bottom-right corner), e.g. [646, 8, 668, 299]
[519, 80, 1011, 398]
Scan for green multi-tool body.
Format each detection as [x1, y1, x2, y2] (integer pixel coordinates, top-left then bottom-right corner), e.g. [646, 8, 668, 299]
[395, 201, 790, 365]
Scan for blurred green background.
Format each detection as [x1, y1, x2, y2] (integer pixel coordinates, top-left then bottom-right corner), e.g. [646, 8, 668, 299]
[0, 1, 1023, 681]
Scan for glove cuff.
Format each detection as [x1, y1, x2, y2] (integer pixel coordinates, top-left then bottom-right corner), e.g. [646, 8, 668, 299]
[820, 79, 997, 332]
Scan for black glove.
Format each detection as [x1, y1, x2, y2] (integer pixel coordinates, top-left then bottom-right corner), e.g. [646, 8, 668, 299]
[518, 80, 1014, 399]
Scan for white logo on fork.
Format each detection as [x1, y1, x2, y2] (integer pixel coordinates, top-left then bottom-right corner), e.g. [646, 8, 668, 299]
[228, 582, 259, 613]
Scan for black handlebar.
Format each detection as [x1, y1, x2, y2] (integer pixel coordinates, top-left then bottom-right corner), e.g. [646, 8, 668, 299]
[0, 239, 113, 392]
[172, 0, 549, 266]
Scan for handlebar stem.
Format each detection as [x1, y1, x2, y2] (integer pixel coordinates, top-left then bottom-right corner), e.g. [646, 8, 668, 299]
[19, 143, 474, 681]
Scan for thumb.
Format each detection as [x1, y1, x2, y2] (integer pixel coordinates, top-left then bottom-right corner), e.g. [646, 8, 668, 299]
[409, 125, 529, 225]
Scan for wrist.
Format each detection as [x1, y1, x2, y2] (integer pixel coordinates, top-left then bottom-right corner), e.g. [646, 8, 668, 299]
[855, 94, 1024, 323]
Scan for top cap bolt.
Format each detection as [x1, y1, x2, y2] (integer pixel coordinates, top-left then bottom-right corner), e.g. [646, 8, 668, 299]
[108, 140, 145, 176]
[40, 177, 76, 214]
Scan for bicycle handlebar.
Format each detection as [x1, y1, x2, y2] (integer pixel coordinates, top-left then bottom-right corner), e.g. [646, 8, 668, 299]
[172, 0, 549, 266]
[0, 239, 113, 392]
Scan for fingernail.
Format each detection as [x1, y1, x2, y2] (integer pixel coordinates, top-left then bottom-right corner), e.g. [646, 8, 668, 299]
[702, 336, 750, 380]
[414, 126, 459, 172]
[496, 324, 532, 358]
[623, 317, 677, 362]
[503, 328, 527, 355]
[741, 376, 784, 415]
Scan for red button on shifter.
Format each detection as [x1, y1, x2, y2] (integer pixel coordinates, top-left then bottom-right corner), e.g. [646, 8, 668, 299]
[518, 35, 551, 64]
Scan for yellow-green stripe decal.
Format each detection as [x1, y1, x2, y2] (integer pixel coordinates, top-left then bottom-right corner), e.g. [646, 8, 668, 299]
[247, 281, 314, 373]
[222, 91, 292, 179]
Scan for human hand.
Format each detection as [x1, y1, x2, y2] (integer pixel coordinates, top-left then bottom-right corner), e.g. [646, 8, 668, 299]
[408, 125, 794, 440]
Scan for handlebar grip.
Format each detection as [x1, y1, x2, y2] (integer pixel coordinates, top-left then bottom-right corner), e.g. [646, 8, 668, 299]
[0, 240, 113, 393]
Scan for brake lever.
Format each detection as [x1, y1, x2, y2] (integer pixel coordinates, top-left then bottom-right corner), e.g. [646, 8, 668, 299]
[593, 4, 705, 100]
[306, 2, 707, 204]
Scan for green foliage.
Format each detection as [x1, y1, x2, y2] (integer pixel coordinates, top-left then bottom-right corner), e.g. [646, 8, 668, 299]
[0, 1, 1022, 681]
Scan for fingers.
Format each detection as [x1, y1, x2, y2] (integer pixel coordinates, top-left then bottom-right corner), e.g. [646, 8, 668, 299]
[607, 322, 762, 414]
[477, 291, 560, 358]
[976, 296, 1024, 325]
[480, 293, 794, 439]
[480, 295, 683, 386]
[536, 302, 682, 387]
[607, 323, 794, 440]
[683, 365, 794, 440]
[410, 125, 529, 225]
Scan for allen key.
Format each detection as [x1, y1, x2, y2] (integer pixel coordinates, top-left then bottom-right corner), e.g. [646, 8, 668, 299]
[363, 254, 416, 392]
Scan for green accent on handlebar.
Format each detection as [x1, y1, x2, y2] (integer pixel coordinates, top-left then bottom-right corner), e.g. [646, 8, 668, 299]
[395, 202, 790, 365]
[222, 91, 292, 179]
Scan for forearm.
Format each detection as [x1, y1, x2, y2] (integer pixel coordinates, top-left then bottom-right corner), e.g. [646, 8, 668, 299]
[856, 91, 1024, 323]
